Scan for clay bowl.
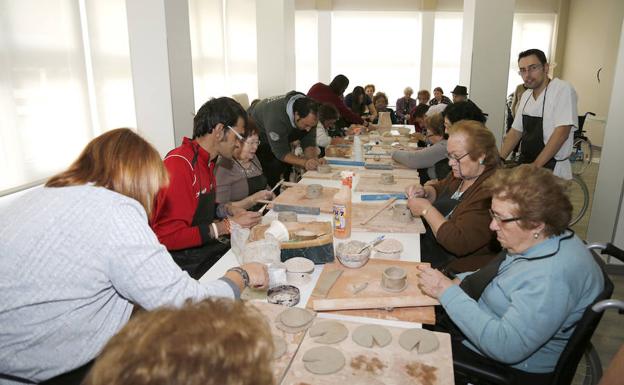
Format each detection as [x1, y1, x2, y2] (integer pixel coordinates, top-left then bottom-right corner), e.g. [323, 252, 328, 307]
[336, 240, 371, 269]
[306, 184, 323, 199]
[317, 164, 332, 174]
[382, 266, 407, 292]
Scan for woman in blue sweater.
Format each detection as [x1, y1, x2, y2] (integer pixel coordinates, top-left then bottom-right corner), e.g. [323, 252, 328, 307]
[418, 165, 604, 384]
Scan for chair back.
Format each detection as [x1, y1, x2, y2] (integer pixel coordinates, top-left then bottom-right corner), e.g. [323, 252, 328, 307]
[550, 250, 614, 384]
[232, 93, 250, 110]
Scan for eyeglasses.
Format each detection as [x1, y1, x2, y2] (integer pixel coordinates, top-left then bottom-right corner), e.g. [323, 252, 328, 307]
[447, 152, 471, 162]
[517, 63, 543, 75]
[489, 209, 522, 224]
[227, 125, 245, 141]
[245, 139, 261, 146]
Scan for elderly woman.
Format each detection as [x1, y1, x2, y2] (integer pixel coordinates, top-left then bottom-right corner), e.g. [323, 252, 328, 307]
[216, 124, 274, 211]
[406, 120, 501, 272]
[372, 92, 398, 124]
[84, 299, 275, 385]
[0, 129, 268, 384]
[396, 86, 417, 123]
[429, 86, 453, 106]
[418, 165, 604, 384]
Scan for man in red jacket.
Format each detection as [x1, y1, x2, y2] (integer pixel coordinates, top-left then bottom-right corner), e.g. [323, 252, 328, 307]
[307, 74, 370, 130]
[151, 97, 262, 279]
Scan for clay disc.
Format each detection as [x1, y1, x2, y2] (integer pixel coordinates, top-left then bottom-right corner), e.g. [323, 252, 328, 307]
[278, 308, 315, 328]
[273, 335, 287, 359]
[302, 346, 346, 375]
[399, 328, 440, 354]
[352, 324, 392, 348]
[275, 321, 313, 334]
[308, 321, 348, 344]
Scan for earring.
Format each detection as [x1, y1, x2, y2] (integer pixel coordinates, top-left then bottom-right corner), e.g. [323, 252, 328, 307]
[479, 159, 485, 165]
[533, 232, 539, 239]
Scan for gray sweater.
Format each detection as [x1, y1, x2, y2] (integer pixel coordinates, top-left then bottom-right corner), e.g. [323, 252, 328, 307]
[0, 185, 236, 382]
[392, 139, 448, 179]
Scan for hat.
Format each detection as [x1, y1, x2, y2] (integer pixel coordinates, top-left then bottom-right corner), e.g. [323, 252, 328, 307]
[451, 85, 468, 96]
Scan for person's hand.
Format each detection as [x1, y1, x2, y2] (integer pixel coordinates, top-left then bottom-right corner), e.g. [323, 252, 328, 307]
[407, 197, 432, 216]
[230, 210, 262, 228]
[250, 189, 275, 203]
[240, 262, 269, 289]
[304, 158, 320, 170]
[317, 157, 327, 165]
[348, 125, 363, 135]
[405, 184, 426, 198]
[417, 265, 455, 299]
[228, 205, 246, 216]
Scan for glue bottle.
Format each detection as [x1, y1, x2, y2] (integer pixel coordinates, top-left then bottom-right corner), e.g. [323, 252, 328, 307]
[333, 172, 353, 239]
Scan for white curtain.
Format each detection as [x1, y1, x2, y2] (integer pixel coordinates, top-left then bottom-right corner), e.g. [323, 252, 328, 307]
[431, 12, 463, 97]
[188, 0, 258, 107]
[507, 13, 557, 94]
[295, 11, 318, 93]
[0, 0, 134, 194]
[331, 11, 421, 104]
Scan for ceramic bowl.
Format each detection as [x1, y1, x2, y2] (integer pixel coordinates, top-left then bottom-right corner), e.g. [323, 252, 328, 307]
[336, 240, 371, 269]
[382, 266, 407, 292]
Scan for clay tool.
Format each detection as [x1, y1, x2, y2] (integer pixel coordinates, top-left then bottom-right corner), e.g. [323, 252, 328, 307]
[361, 193, 407, 201]
[359, 198, 397, 225]
[257, 179, 285, 212]
[256, 200, 321, 215]
[311, 269, 343, 298]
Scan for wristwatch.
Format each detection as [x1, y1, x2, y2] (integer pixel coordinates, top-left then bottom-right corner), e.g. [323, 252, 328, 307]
[227, 267, 250, 287]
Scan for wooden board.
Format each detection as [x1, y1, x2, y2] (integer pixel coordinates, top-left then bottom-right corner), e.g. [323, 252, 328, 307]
[274, 184, 339, 213]
[351, 202, 426, 234]
[306, 260, 436, 324]
[250, 301, 312, 384]
[281, 317, 454, 385]
[355, 175, 417, 194]
[303, 167, 419, 181]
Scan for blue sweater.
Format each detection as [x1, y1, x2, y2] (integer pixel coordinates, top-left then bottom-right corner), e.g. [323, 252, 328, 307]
[440, 231, 603, 373]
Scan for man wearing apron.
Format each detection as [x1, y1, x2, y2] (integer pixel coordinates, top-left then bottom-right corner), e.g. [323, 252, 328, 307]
[151, 97, 263, 279]
[500, 49, 578, 180]
[249, 91, 327, 187]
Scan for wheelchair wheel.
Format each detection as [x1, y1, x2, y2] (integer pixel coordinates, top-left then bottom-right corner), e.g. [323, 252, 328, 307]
[567, 175, 590, 226]
[572, 343, 603, 385]
[571, 138, 593, 176]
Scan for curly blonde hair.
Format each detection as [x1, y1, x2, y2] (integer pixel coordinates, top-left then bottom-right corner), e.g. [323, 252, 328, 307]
[84, 299, 275, 385]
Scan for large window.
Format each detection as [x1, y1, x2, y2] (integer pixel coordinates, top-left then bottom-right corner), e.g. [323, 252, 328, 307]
[431, 12, 463, 97]
[295, 11, 318, 93]
[0, 0, 135, 195]
[189, 0, 258, 106]
[507, 13, 556, 94]
[331, 11, 421, 104]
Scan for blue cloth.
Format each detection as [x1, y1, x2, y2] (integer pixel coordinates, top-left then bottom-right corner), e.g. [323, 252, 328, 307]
[440, 231, 603, 373]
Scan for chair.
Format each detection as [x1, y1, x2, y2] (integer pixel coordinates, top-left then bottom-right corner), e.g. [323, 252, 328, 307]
[231, 93, 250, 110]
[453, 249, 614, 385]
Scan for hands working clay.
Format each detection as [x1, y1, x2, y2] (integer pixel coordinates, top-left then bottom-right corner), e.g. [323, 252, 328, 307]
[224, 262, 269, 292]
[416, 264, 460, 299]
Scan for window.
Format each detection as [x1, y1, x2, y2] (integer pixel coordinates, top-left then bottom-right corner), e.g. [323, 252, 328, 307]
[295, 11, 318, 93]
[431, 12, 463, 98]
[189, 0, 258, 107]
[331, 11, 421, 104]
[0, 0, 135, 195]
[507, 13, 556, 95]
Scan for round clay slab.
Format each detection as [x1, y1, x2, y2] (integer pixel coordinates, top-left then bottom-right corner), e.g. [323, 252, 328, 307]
[302, 346, 346, 375]
[278, 307, 315, 328]
[308, 321, 348, 344]
[352, 324, 392, 348]
[273, 335, 287, 359]
[284, 257, 314, 273]
[399, 328, 440, 354]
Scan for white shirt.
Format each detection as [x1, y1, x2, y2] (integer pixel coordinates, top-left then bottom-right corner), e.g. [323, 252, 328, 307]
[315, 121, 332, 148]
[511, 78, 578, 179]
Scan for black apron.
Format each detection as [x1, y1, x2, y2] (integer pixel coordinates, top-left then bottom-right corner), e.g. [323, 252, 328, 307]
[518, 84, 557, 170]
[169, 146, 230, 280]
[245, 160, 268, 211]
[420, 185, 463, 269]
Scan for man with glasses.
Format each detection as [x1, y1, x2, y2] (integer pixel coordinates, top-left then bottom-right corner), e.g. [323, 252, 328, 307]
[500, 48, 578, 179]
[249, 91, 326, 187]
[151, 97, 262, 279]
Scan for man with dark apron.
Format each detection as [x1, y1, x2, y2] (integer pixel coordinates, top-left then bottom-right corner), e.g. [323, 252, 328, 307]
[500, 48, 578, 179]
[151, 97, 263, 279]
[249, 91, 326, 188]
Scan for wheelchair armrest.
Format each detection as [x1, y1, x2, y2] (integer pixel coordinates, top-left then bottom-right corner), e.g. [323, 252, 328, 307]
[454, 356, 513, 385]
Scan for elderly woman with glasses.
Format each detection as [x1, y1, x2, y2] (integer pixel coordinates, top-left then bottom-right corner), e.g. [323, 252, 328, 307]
[216, 122, 274, 212]
[417, 165, 604, 384]
[406, 120, 501, 272]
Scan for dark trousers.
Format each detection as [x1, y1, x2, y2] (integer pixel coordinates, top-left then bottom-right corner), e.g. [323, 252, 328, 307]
[169, 240, 230, 280]
[257, 144, 289, 188]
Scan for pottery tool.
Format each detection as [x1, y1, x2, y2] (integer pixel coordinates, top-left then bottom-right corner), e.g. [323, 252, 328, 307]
[360, 193, 407, 201]
[355, 235, 386, 253]
[359, 198, 397, 225]
[257, 200, 321, 215]
[257, 179, 285, 212]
